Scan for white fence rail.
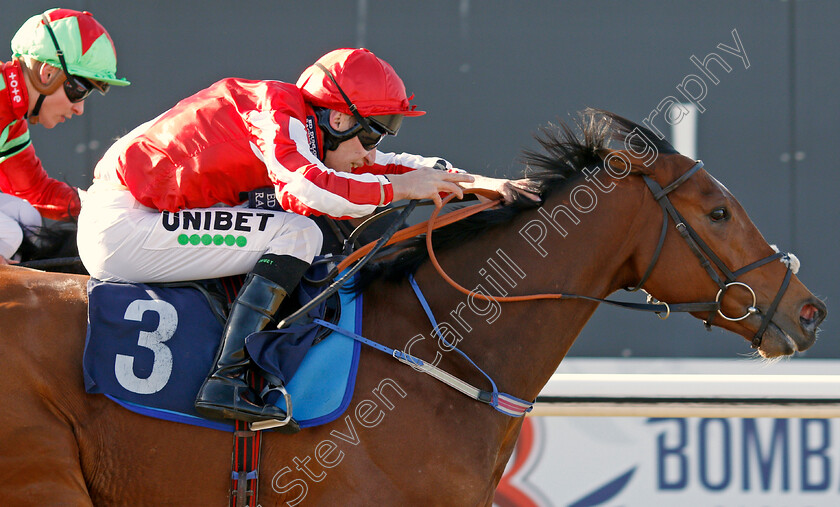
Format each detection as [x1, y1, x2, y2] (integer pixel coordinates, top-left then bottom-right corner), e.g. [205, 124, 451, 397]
[533, 358, 840, 418]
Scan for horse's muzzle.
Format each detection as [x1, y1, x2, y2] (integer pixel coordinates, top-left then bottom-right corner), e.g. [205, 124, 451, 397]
[758, 298, 827, 357]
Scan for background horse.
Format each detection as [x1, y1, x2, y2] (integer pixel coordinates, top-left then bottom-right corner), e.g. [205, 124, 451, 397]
[0, 110, 826, 505]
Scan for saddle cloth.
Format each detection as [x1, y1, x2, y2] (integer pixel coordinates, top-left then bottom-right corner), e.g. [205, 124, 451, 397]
[83, 275, 362, 432]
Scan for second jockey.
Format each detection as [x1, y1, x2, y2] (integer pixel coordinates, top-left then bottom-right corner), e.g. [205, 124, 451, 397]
[1, 8, 128, 264]
[78, 47, 521, 425]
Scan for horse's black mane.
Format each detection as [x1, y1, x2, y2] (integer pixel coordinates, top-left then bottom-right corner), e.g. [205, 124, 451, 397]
[350, 108, 677, 290]
[524, 107, 678, 177]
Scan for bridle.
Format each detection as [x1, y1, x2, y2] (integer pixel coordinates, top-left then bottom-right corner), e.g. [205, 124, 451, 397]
[632, 160, 795, 349]
[417, 160, 795, 350]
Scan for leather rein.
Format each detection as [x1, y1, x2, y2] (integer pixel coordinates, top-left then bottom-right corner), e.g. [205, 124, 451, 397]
[339, 160, 794, 349]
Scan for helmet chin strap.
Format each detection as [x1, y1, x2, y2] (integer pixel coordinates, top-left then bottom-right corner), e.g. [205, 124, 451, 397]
[28, 94, 48, 125]
[17, 58, 64, 125]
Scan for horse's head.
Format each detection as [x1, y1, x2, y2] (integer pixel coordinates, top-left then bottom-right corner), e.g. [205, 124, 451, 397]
[613, 149, 826, 358]
[365, 107, 827, 360]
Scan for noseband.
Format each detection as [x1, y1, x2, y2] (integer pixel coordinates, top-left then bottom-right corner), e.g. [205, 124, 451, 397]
[631, 161, 795, 349]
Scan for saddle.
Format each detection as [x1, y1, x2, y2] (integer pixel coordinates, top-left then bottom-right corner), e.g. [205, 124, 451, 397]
[83, 259, 363, 432]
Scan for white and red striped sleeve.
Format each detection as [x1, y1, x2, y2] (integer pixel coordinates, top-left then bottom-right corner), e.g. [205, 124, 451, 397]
[247, 110, 390, 219]
[246, 105, 461, 218]
[361, 152, 463, 175]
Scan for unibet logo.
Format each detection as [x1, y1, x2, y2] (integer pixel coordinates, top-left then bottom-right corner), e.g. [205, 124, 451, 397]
[177, 233, 247, 247]
[162, 210, 273, 232]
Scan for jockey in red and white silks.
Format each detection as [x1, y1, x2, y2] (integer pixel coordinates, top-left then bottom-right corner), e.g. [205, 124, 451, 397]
[78, 75, 461, 282]
[78, 47, 517, 425]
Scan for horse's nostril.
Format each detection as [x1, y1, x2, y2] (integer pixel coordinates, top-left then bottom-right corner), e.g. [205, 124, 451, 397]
[800, 303, 825, 330]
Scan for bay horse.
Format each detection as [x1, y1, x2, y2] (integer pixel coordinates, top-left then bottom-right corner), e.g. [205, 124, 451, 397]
[0, 110, 826, 505]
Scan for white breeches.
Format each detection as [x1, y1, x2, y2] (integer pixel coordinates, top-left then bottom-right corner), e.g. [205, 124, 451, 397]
[0, 193, 42, 259]
[77, 183, 322, 283]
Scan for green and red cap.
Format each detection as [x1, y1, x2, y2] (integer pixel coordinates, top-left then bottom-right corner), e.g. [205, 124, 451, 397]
[11, 8, 129, 88]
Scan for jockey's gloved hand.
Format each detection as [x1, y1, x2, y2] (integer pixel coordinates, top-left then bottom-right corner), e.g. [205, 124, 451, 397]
[458, 175, 542, 207]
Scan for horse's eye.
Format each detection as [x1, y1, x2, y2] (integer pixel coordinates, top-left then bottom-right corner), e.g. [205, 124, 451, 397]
[709, 207, 730, 222]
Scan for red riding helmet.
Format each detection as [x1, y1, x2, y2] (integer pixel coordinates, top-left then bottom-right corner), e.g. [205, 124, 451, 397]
[296, 48, 425, 118]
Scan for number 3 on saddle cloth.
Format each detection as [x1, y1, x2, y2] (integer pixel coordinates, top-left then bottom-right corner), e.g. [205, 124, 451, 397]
[82, 258, 362, 432]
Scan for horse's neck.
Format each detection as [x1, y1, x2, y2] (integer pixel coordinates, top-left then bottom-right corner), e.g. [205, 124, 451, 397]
[411, 176, 649, 401]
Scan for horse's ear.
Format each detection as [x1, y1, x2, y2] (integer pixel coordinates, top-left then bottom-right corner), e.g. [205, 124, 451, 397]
[597, 149, 653, 177]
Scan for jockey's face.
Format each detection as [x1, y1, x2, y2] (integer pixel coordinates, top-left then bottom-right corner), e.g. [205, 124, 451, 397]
[29, 64, 86, 129]
[323, 111, 377, 173]
[38, 88, 85, 129]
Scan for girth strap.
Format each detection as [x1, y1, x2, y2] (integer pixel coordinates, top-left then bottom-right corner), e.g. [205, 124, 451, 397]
[230, 421, 262, 507]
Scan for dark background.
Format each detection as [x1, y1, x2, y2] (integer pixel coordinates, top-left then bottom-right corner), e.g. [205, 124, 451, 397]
[4, 1, 837, 358]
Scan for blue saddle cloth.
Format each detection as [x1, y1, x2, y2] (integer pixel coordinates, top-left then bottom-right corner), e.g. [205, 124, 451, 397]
[83, 275, 362, 432]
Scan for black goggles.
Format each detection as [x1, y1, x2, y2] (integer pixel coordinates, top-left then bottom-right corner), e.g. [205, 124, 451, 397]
[41, 14, 109, 103]
[316, 108, 402, 151]
[63, 75, 102, 103]
[314, 63, 402, 150]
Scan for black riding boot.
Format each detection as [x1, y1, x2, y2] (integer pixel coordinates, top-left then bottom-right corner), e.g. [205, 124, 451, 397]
[195, 255, 309, 423]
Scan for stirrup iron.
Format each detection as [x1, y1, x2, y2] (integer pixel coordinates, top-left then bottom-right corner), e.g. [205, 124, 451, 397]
[249, 384, 293, 431]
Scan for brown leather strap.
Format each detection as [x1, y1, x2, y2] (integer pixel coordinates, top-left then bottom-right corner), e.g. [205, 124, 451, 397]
[336, 190, 567, 303]
[424, 194, 567, 303]
[334, 191, 500, 273]
[339, 190, 719, 318]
